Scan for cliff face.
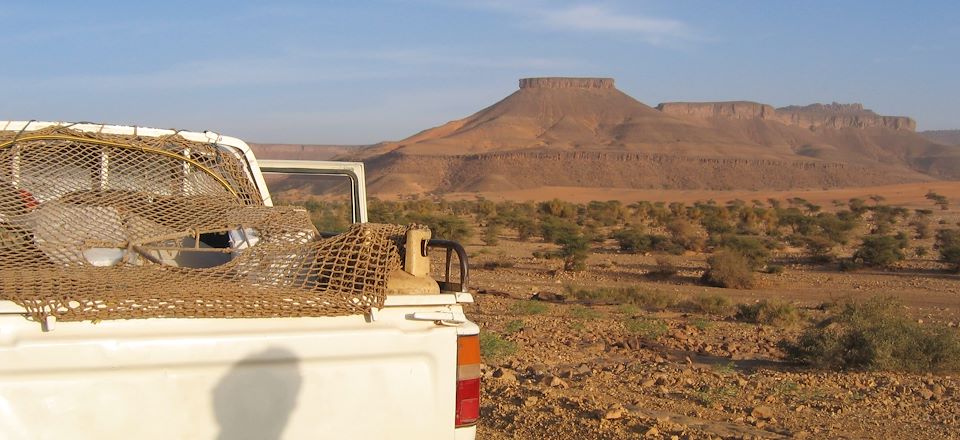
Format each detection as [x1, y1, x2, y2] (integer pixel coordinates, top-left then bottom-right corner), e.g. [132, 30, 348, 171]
[921, 130, 960, 146]
[658, 101, 916, 131]
[519, 77, 615, 89]
[656, 102, 777, 120]
[777, 103, 916, 131]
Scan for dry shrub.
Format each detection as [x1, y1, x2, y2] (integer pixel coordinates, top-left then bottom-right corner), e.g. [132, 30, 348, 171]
[781, 296, 960, 372]
[569, 286, 675, 311]
[702, 249, 754, 289]
[735, 300, 802, 327]
[679, 294, 733, 316]
[480, 260, 515, 270]
[646, 255, 680, 280]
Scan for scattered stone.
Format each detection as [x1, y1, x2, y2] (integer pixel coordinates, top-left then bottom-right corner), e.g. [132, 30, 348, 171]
[493, 368, 517, 383]
[644, 426, 660, 437]
[932, 384, 945, 398]
[751, 405, 775, 420]
[541, 375, 568, 388]
[603, 407, 626, 420]
[920, 388, 934, 400]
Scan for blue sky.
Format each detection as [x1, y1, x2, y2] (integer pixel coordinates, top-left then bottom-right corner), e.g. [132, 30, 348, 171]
[2, 1, 958, 144]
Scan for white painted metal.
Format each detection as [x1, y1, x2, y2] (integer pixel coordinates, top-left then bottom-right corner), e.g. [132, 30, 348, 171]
[0, 304, 472, 439]
[0, 121, 478, 439]
[258, 159, 369, 223]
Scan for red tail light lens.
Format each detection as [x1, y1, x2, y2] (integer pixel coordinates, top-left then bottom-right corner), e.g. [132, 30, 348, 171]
[456, 334, 481, 427]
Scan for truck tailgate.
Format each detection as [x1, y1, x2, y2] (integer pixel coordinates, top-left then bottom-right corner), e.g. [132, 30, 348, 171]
[0, 301, 469, 439]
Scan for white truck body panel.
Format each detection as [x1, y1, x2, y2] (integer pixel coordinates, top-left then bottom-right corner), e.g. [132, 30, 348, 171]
[0, 301, 472, 439]
[0, 122, 478, 439]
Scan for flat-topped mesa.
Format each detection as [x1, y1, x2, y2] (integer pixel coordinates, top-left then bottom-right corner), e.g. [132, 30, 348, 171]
[779, 102, 867, 114]
[657, 101, 776, 120]
[776, 103, 916, 131]
[657, 100, 916, 131]
[519, 77, 615, 89]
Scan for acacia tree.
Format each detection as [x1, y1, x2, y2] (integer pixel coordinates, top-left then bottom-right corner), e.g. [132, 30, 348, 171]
[926, 191, 950, 211]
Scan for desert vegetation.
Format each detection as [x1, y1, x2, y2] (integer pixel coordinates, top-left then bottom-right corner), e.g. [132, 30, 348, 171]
[298, 194, 960, 285]
[288, 193, 960, 437]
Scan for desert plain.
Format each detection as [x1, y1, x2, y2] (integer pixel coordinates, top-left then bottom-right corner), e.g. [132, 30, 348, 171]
[257, 77, 960, 439]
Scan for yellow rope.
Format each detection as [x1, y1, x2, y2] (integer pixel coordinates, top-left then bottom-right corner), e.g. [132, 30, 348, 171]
[0, 134, 240, 199]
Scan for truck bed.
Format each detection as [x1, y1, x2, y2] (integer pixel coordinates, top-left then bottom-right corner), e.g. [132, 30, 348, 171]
[0, 295, 476, 439]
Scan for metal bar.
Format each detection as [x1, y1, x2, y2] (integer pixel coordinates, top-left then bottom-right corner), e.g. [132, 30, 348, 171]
[427, 239, 469, 293]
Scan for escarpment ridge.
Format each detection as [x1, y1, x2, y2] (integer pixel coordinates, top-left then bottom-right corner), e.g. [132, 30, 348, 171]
[657, 101, 916, 131]
[329, 77, 960, 195]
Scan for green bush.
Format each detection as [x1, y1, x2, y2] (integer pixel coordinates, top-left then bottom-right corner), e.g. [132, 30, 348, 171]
[936, 229, 960, 272]
[612, 227, 677, 254]
[569, 306, 603, 320]
[702, 250, 755, 289]
[717, 235, 772, 270]
[624, 318, 669, 340]
[556, 233, 590, 271]
[782, 297, 960, 372]
[504, 319, 525, 333]
[802, 234, 837, 262]
[612, 226, 648, 252]
[510, 217, 538, 241]
[680, 294, 733, 315]
[853, 234, 906, 268]
[813, 212, 858, 245]
[407, 213, 474, 242]
[735, 300, 801, 327]
[510, 300, 548, 315]
[481, 222, 501, 245]
[480, 332, 518, 361]
[539, 216, 581, 243]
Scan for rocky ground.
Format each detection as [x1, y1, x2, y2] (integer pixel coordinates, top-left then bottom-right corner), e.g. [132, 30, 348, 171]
[459, 239, 960, 439]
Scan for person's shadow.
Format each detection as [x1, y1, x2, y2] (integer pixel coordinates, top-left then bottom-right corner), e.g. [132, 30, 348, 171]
[213, 347, 302, 440]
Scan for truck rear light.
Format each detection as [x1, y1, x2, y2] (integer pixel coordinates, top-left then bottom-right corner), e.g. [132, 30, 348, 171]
[455, 334, 481, 427]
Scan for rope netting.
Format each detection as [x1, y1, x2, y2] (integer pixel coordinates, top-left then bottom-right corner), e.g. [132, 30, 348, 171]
[0, 125, 408, 323]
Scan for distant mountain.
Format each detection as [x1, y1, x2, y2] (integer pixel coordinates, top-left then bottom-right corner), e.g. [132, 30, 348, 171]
[248, 143, 365, 160]
[345, 77, 959, 195]
[921, 130, 960, 146]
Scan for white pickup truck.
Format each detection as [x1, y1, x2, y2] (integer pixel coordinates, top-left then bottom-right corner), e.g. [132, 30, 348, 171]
[0, 121, 480, 439]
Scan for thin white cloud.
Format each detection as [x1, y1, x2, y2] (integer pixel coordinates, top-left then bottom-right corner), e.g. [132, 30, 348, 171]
[541, 5, 685, 35]
[456, 1, 692, 43]
[329, 49, 579, 70]
[3, 47, 578, 92]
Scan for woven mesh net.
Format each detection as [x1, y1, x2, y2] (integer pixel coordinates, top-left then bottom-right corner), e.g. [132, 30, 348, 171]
[0, 125, 409, 323]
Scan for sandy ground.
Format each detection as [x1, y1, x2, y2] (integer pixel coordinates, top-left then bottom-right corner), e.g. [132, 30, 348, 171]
[439, 182, 960, 209]
[449, 210, 960, 439]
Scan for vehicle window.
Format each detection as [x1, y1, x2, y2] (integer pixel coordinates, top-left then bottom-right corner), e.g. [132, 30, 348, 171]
[263, 172, 355, 233]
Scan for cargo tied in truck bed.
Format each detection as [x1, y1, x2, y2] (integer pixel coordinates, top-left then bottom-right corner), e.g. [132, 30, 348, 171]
[0, 126, 414, 324]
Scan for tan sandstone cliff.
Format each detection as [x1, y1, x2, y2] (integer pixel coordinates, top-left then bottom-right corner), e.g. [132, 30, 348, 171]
[657, 101, 916, 131]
